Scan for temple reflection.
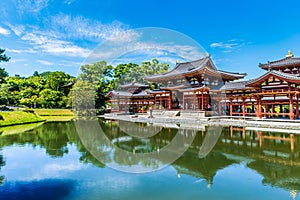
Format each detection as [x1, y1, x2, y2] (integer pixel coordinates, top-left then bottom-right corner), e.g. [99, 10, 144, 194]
[0, 120, 299, 197]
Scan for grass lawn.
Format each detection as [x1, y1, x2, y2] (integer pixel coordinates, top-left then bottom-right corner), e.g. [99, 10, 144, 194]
[0, 111, 45, 127]
[33, 109, 74, 116]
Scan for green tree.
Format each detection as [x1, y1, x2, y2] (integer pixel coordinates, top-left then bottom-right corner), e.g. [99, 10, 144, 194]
[77, 61, 114, 108]
[38, 89, 64, 108]
[0, 68, 8, 84]
[70, 80, 96, 115]
[0, 48, 10, 84]
[45, 71, 73, 92]
[0, 49, 10, 62]
[78, 61, 109, 84]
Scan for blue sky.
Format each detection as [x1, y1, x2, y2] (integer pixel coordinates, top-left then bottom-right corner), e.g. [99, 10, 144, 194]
[1, 0, 300, 79]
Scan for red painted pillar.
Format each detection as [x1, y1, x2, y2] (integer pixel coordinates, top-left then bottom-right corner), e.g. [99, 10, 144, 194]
[160, 94, 162, 110]
[242, 98, 246, 117]
[229, 98, 233, 116]
[289, 94, 294, 120]
[296, 95, 299, 119]
[257, 96, 262, 119]
[201, 92, 204, 110]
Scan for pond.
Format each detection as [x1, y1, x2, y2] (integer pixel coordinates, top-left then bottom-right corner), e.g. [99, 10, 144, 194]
[0, 119, 299, 200]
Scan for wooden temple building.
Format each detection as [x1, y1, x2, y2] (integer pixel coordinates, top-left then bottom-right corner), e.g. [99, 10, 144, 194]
[106, 51, 300, 120]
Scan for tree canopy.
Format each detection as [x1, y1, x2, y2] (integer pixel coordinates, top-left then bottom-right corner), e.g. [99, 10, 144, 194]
[0, 57, 169, 109]
[0, 49, 10, 62]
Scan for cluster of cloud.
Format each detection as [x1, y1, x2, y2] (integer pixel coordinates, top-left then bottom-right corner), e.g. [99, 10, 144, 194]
[210, 39, 244, 53]
[1, 0, 207, 73]
[15, 0, 50, 13]
[0, 26, 10, 35]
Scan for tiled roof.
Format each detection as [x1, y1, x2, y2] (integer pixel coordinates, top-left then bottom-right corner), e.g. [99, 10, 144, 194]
[220, 80, 254, 90]
[178, 86, 209, 92]
[247, 70, 300, 87]
[145, 56, 246, 81]
[218, 70, 247, 79]
[106, 90, 150, 98]
[132, 90, 150, 97]
[120, 82, 149, 88]
[106, 90, 132, 98]
[259, 56, 300, 70]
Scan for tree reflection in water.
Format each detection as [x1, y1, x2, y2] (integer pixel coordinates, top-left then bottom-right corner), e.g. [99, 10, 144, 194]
[0, 119, 299, 196]
[0, 154, 5, 185]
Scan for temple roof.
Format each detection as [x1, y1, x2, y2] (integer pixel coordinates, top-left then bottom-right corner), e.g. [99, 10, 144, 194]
[219, 80, 254, 91]
[105, 90, 150, 98]
[120, 82, 149, 88]
[178, 86, 209, 92]
[144, 56, 246, 82]
[259, 54, 300, 70]
[247, 70, 300, 87]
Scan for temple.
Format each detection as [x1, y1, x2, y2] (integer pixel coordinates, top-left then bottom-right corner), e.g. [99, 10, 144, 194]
[106, 51, 300, 120]
[221, 50, 300, 120]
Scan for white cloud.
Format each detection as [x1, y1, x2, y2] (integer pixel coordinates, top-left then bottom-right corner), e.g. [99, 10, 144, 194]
[63, 0, 77, 5]
[50, 14, 130, 42]
[87, 40, 205, 66]
[37, 60, 53, 65]
[7, 24, 25, 36]
[0, 26, 10, 35]
[210, 39, 244, 52]
[15, 0, 49, 13]
[7, 48, 37, 54]
[21, 32, 91, 57]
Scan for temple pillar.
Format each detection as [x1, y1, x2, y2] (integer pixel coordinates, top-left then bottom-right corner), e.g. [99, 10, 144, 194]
[154, 95, 157, 110]
[201, 92, 204, 110]
[160, 94, 162, 110]
[193, 93, 196, 110]
[289, 94, 294, 120]
[183, 93, 185, 109]
[229, 98, 233, 116]
[296, 95, 299, 119]
[242, 97, 246, 117]
[218, 100, 222, 115]
[168, 92, 171, 110]
[257, 96, 262, 119]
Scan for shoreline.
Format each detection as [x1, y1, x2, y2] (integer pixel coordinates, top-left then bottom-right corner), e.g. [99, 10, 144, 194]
[101, 113, 300, 131]
[0, 109, 74, 127]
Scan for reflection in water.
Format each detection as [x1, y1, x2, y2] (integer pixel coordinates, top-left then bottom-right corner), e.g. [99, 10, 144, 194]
[0, 120, 299, 199]
[0, 179, 75, 200]
[0, 154, 4, 185]
[0, 121, 105, 167]
[75, 119, 196, 173]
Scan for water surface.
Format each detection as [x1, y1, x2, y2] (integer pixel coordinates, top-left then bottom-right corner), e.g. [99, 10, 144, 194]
[0, 120, 299, 200]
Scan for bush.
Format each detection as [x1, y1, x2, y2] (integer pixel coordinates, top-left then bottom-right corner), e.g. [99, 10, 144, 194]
[0, 114, 3, 120]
